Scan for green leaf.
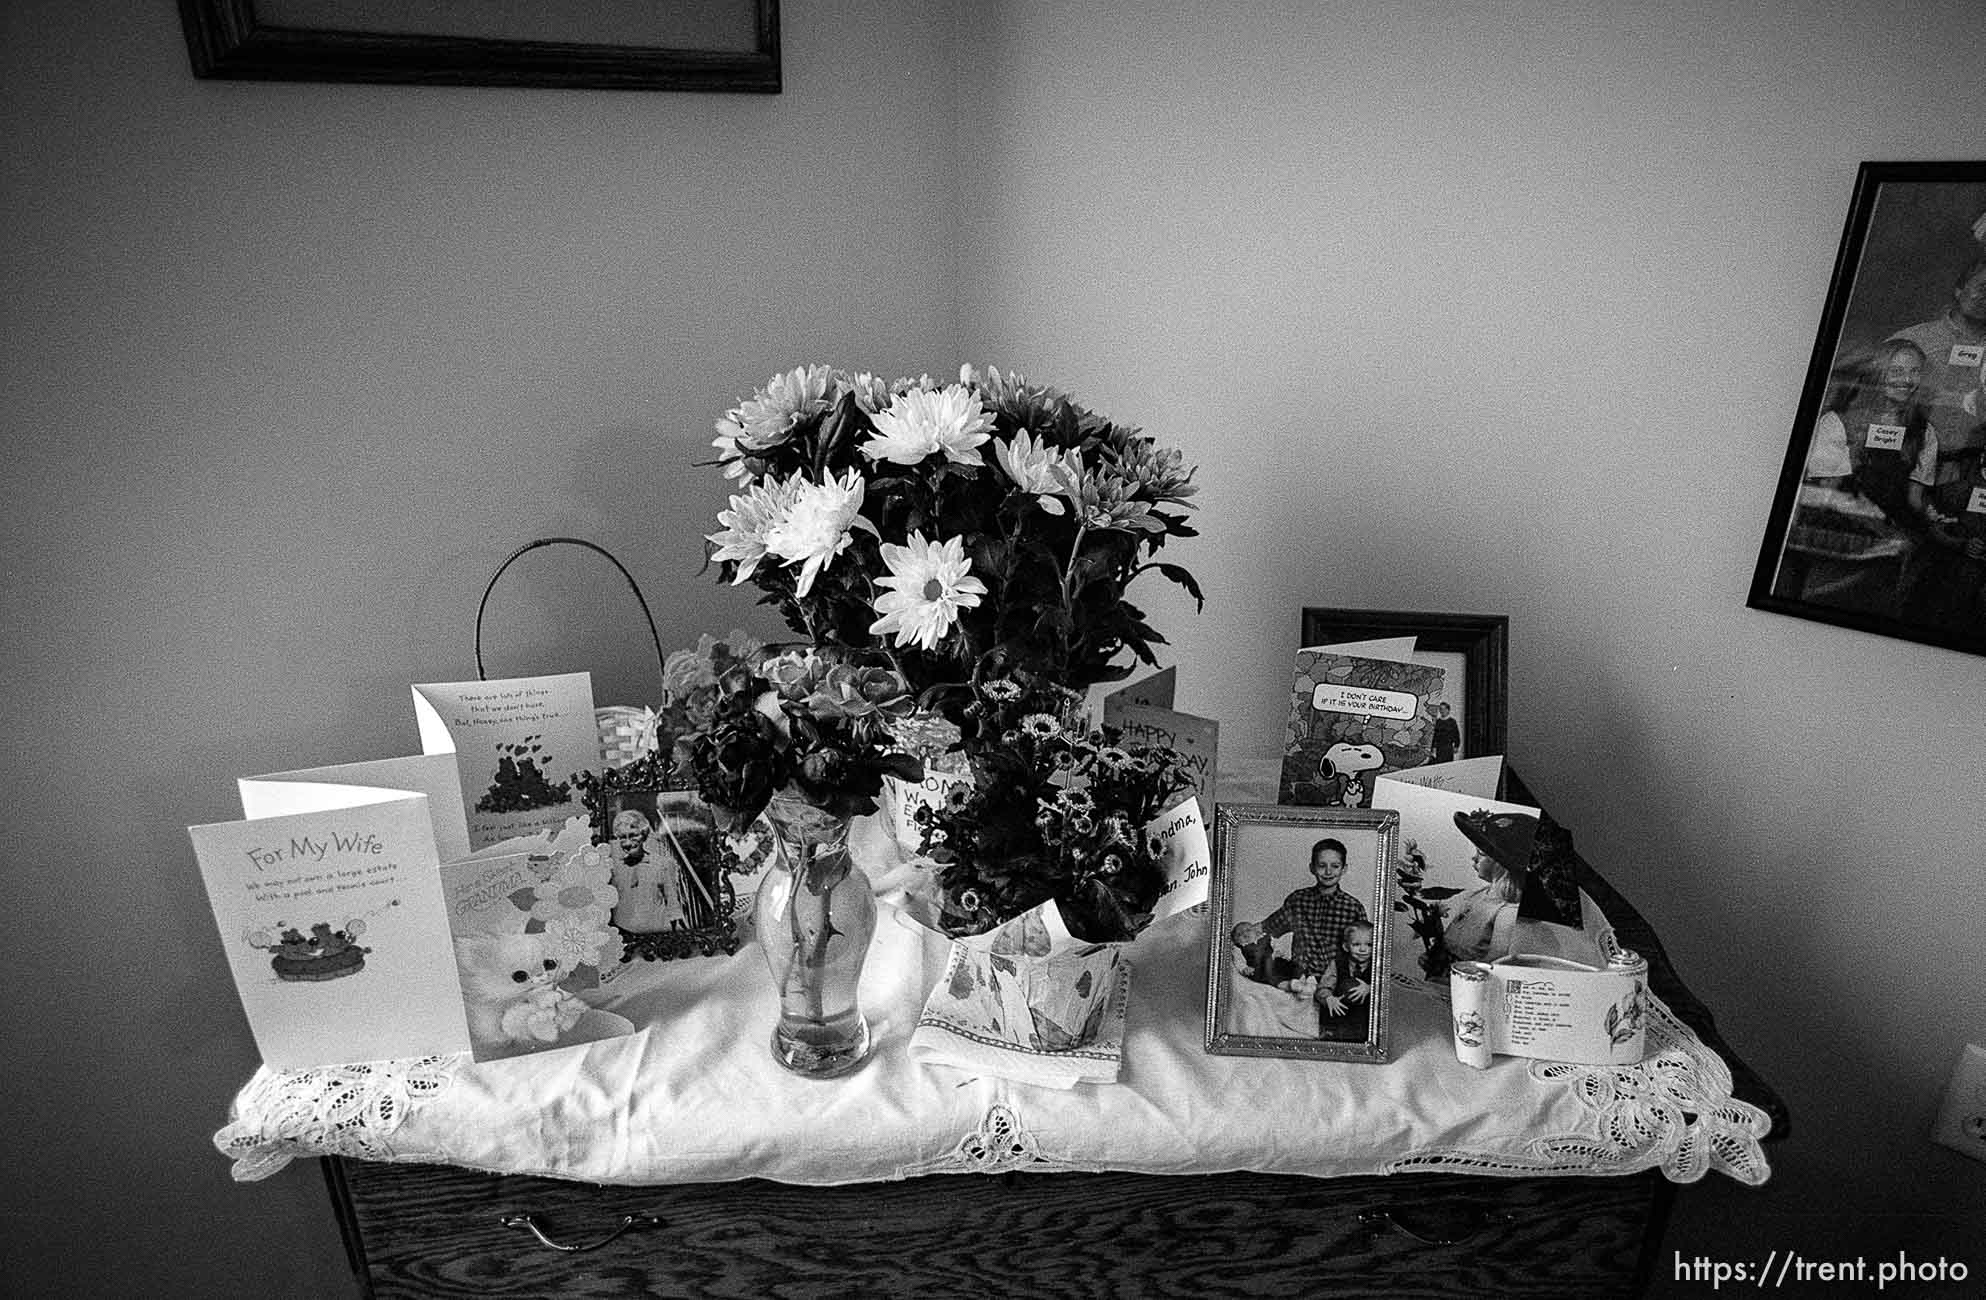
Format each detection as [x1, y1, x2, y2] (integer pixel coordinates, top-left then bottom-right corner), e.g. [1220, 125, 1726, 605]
[1153, 563, 1205, 610]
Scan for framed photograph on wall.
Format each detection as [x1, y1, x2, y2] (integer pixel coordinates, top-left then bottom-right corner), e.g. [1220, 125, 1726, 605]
[178, 0, 780, 92]
[1205, 803, 1397, 1063]
[1749, 160, 1986, 658]
[1300, 608, 1508, 761]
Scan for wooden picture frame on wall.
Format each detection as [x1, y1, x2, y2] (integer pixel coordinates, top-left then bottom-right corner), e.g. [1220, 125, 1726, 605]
[1748, 160, 1986, 658]
[1299, 607, 1509, 762]
[178, 0, 781, 92]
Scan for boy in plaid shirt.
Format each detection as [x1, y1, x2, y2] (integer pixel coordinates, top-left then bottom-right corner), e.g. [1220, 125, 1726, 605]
[1261, 838, 1370, 980]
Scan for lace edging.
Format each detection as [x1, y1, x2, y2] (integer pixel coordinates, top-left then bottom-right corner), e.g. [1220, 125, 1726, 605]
[1386, 993, 1772, 1186]
[896, 1104, 1096, 1178]
[212, 1055, 462, 1182]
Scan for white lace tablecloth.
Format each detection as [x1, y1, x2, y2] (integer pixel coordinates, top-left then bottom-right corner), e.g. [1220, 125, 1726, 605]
[216, 884, 1772, 1188]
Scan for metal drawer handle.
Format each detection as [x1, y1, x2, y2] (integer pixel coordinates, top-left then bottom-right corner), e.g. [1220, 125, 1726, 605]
[1357, 1208, 1510, 1247]
[499, 1211, 662, 1253]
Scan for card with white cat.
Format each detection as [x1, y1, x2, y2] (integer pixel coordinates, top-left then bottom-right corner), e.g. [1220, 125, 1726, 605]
[188, 789, 471, 1070]
[439, 847, 636, 1062]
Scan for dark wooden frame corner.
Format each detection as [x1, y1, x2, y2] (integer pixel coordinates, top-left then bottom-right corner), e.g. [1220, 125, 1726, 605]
[1299, 607, 1509, 761]
[178, 0, 781, 92]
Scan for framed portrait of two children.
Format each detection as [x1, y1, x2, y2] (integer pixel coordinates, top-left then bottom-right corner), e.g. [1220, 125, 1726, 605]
[1205, 804, 1397, 1063]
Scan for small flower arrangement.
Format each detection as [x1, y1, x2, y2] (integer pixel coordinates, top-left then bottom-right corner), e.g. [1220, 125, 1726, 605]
[675, 646, 925, 839]
[705, 365, 1202, 726]
[1393, 840, 1461, 981]
[918, 679, 1200, 942]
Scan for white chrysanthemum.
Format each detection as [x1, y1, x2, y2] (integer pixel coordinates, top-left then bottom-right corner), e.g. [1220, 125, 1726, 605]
[764, 469, 876, 596]
[841, 370, 893, 414]
[861, 384, 996, 466]
[992, 429, 1082, 515]
[869, 532, 987, 651]
[724, 365, 834, 453]
[707, 474, 802, 583]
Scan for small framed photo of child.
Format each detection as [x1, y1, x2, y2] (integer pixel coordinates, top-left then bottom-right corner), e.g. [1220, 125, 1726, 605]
[1205, 803, 1397, 1063]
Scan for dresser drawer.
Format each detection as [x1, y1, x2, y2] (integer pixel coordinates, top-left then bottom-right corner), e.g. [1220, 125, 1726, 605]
[327, 1157, 1665, 1298]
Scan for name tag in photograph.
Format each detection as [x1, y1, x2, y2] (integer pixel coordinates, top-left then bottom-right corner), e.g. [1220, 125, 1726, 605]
[1950, 343, 1984, 368]
[1864, 423, 1906, 452]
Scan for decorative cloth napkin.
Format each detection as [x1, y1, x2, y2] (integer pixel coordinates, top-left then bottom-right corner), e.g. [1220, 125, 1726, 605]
[907, 901, 1133, 1088]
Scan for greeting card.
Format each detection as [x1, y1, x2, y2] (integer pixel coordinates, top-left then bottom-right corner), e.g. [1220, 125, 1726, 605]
[1375, 754, 1506, 800]
[238, 752, 471, 863]
[1279, 651, 1445, 807]
[412, 672, 600, 850]
[188, 790, 470, 1070]
[1103, 671, 1219, 813]
[1371, 776, 1539, 986]
[438, 846, 635, 1061]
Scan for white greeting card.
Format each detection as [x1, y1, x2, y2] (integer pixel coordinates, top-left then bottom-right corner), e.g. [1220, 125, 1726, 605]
[188, 790, 471, 1070]
[238, 752, 471, 863]
[412, 672, 600, 850]
[1371, 776, 1540, 985]
[1147, 794, 1212, 923]
[1374, 755, 1506, 800]
[1299, 636, 1417, 662]
[438, 846, 635, 1062]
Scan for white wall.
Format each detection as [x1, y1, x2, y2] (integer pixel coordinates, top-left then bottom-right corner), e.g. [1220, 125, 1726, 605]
[952, 0, 1984, 1272]
[0, 2, 959, 1292]
[5, 1, 1982, 1293]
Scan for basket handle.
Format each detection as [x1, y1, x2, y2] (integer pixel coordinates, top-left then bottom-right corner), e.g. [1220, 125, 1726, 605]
[473, 537, 668, 690]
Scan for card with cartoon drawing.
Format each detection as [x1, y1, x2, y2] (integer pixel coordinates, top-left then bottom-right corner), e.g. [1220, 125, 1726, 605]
[412, 672, 599, 850]
[188, 790, 471, 1070]
[1279, 650, 1445, 808]
[439, 844, 636, 1062]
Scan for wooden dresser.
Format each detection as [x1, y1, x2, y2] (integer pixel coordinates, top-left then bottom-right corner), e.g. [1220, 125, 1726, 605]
[321, 812, 1788, 1299]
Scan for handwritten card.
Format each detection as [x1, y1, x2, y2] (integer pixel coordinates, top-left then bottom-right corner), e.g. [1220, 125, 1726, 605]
[413, 673, 600, 850]
[1374, 755, 1506, 800]
[1147, 794, 1212, 923]
[188, 791, 470, 1070]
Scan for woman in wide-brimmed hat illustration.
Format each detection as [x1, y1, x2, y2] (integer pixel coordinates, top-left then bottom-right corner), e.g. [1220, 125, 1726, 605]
[1441, 809, 1535, 963]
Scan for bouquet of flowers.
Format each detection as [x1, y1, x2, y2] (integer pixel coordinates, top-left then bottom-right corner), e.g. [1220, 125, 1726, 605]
[675, 645, 924, 848]
[1393, 840, 1460, 981]
[704, 364, 1201, 730]
[648, 628, 766, 752]
[916, 680, 1200, 942]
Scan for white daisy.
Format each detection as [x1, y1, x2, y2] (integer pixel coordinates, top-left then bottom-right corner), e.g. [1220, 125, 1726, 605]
[992, 429, 1082, 515]
[707, 474, 802, 583]
[764, 468, 876, 596]
[869, 532, 987, 651]
[861, 384, 996, 466]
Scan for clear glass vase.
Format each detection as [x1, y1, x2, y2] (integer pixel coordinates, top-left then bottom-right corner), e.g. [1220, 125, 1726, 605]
[755, 794, 877, 1078]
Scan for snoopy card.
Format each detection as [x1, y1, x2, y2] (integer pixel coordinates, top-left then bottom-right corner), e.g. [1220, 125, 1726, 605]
[1279, 650, 1445, 808]
[412, 672, 600, 851]
[188, 791, 472, 1070]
